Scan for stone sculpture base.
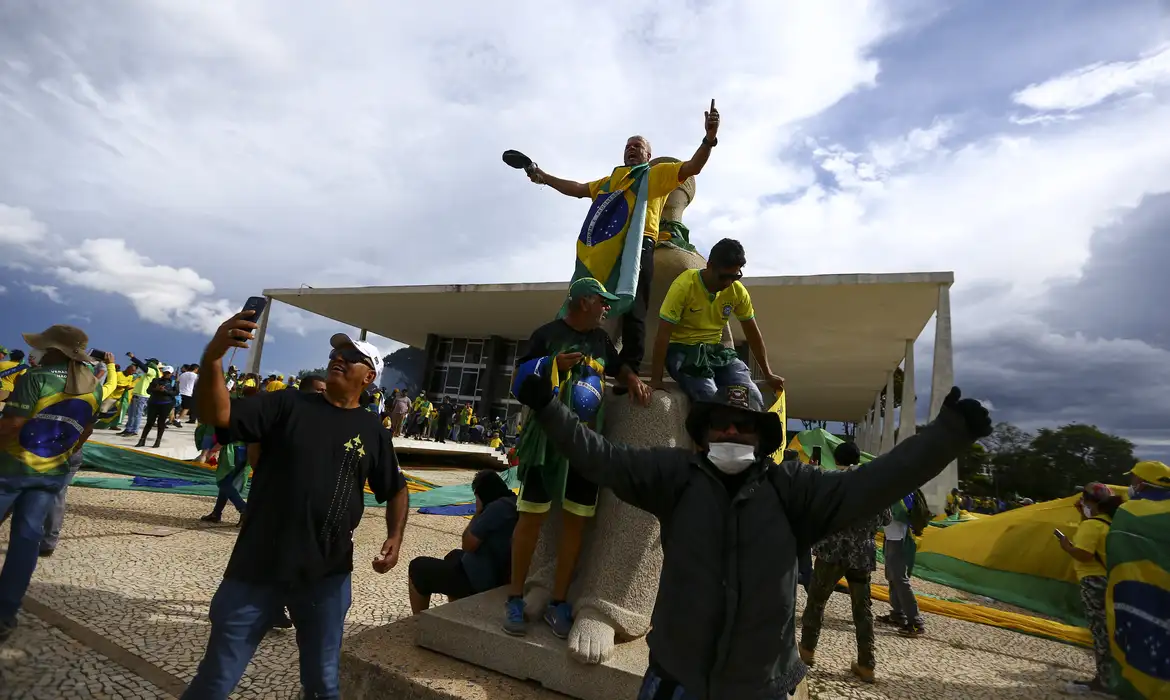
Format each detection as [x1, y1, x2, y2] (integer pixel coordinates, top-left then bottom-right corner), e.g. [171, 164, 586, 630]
[339, 614, 569, 699]
[415, 587, 647, 700]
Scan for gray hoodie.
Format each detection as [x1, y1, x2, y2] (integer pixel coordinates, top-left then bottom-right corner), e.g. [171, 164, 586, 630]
[532, 399, 975, 699]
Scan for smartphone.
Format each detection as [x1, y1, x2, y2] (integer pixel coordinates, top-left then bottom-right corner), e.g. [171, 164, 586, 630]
[1053, 528, 1065, 539]
[241, 296, 268, 319]
[89, 349, 108, 361]
[811, 446, 822, 465]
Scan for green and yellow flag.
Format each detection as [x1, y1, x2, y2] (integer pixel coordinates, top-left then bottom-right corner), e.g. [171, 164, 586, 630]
[1105, 495, 1170, 699]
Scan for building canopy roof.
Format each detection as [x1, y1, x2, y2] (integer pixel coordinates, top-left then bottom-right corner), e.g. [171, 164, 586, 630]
[266, 271, 951, 422]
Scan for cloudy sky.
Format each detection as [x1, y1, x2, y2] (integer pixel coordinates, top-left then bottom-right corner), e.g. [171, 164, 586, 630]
[2, 1, 1169, 458]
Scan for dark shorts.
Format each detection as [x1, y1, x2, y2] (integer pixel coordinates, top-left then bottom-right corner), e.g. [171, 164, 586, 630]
[408, 550, 475, 599]
[517, 464, 599, 518]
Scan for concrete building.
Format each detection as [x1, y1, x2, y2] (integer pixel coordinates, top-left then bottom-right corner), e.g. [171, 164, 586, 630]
[254, 271, 957, 511]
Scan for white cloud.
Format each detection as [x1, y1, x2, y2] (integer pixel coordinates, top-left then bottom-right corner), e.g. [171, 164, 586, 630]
[51, 238, 236, 334]
[0, 204, 46, 247]
[1012, 43, 1170, 112]
[0, 284, 6, 294]
[26, 283, 64, 304]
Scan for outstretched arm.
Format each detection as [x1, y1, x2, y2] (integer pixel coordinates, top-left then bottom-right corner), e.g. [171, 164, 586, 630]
[528, 168, 591, 198]
[531, 398, 689, 519]
[779, 397, 986, 547]
[740, 318, 784, 393]
[678, 99, 720, 180]
[649, 318, 675, 389]
[197, 311, 259, 428]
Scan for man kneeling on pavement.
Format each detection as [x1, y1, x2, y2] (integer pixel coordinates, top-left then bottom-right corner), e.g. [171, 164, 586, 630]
[512, 363, 991, 698]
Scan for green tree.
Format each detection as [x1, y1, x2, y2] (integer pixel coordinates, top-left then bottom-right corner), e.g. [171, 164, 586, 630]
[297, 367, 328, 381]
[878, 367, 906, 414]
[1027, 424, 1135, 497]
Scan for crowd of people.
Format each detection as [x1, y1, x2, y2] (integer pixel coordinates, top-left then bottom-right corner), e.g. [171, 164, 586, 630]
[1, 111, 1164, 700]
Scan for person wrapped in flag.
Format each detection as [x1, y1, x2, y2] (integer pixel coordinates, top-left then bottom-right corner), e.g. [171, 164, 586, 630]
[1105, 459, 1170, 700]
[519, 100, 722, 375]
[501, 278, 651, 640]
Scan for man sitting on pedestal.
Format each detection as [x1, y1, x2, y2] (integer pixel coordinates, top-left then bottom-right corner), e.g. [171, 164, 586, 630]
[649, 238, 785, 406]
[504, 278, 650, 638]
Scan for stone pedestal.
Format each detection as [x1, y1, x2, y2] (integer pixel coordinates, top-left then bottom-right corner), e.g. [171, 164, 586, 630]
[415, 588, 647, 700]
[340, 614, 570, 699]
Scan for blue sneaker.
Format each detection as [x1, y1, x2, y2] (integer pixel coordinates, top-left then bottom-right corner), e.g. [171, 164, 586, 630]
[502, 597, 526, 636]
[543, 601, 573, 639]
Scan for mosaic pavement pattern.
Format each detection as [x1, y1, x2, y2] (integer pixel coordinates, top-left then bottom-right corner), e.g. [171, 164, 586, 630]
[0, 484, 1093, 698]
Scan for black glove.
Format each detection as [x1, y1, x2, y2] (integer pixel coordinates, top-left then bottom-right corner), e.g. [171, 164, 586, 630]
[516, 373, 554, 412]
[942, 386, 992, 439]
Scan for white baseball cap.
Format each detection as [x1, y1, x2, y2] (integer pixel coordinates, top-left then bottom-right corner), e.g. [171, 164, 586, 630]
[329, 333, 382, 385]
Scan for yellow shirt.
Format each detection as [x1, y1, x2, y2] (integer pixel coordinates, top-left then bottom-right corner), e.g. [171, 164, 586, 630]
[586, 161, 683, 242]
[659, 269, 755, 345]
[1071, 515, 1111, 580]
[0, 360, 26, 393]
[266, 381, 286, 392]
[488, 437, 502, 449]
[110, 371, 135, 401]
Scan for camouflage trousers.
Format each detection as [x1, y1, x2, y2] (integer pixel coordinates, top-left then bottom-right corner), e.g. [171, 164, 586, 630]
[1079, 575, 1114, 688]
[800, 559, 875, 669]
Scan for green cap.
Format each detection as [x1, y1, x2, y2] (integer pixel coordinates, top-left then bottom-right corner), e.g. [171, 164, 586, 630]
[568, 277, 620, 302]
[0, 346, 8, 355]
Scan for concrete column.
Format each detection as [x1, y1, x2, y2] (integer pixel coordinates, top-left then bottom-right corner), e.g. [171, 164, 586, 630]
[928, 284, 954, 420]
[897, 338, 917, 444]
[880, 370, 897, 454]
[869, 393, 882, 454]
[855, 414, 867, 451]
[244, 296, 272, 375]
[924, 283, 956, 514]
[359, 328, 369, 341]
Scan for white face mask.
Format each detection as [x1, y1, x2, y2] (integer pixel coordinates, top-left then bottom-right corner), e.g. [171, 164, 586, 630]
[706, 442, 757, 475]
[1128, 485, 1139, 499]
[1081, 503, 1093, 519]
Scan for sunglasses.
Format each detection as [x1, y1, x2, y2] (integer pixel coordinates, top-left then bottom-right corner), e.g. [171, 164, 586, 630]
[716, 269, 743, 283]
[708, 408, 757, 433]
[329, 347, 375, 370]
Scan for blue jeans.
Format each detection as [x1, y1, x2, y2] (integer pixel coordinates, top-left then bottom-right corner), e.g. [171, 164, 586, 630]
[212, 461, 248, 517]
[124, 395, 148, 433]
[638, 665, 699, 700]
[665, 347, 763, 406]
[0, 473, 70, 620]
[42, 453, 83, 551]
[183, 573, 352, 699]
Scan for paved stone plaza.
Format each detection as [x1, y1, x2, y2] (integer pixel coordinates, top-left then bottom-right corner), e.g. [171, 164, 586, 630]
[0, 481, 1093, 699]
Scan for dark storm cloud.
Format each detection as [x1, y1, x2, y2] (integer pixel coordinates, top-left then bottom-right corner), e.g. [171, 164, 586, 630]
[955, 193, 1170, 459]
[1044, 192, 1170, 351]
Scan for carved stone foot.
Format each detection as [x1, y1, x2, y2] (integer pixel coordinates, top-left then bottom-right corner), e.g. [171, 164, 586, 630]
[567, 608, 617, 665]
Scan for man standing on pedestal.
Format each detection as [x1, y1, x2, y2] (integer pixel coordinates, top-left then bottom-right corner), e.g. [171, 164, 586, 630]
[524, 101, 721, 374]
[503, 278, 650, 639]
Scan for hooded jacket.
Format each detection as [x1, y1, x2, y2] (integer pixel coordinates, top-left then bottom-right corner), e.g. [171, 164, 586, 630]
[532, 399, 975, 699]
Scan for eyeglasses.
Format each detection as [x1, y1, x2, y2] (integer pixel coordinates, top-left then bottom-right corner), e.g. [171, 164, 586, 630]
[329, 347, 375, 370]
[716, 269, 743, 283]
[708, 409, 757, 433]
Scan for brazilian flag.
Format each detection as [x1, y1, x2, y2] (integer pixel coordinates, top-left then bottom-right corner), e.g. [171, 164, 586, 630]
[1105, 496, 1170, 699]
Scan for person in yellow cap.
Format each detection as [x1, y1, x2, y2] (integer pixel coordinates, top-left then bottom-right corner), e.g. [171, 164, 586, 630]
[1104, 460, 1170, 700]
[266, 374, 286, 392]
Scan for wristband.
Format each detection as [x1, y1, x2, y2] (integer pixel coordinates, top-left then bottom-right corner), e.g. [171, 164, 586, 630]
[703, 136, 718, 147]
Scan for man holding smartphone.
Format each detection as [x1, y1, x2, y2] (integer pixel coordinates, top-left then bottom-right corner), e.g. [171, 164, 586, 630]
[184, 305, 409, 700]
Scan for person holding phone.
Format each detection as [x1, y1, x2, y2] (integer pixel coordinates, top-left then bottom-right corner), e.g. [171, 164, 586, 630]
[184, 304, 408, 700]
[522, 101, 720, 377]
[1057, 482, 1122, 695]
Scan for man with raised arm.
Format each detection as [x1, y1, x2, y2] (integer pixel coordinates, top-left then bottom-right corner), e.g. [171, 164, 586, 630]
[524, 100, 721, 375]
[183, 311, 408, 700]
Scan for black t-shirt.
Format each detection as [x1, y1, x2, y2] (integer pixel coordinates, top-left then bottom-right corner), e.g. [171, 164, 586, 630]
[520, 319, 624, 377]
[219, 390, 405, 586]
